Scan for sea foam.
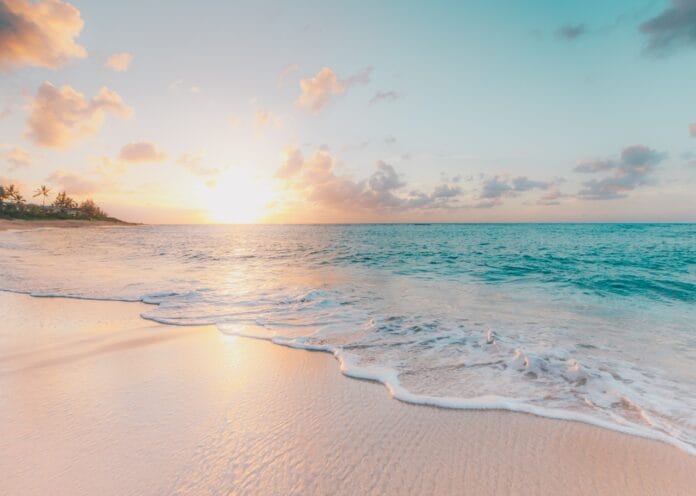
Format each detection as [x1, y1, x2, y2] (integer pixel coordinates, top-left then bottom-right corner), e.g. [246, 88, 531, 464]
[1, 223, 695, 454]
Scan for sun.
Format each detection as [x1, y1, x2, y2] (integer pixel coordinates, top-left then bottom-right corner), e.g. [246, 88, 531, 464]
[202, 169, 275, 224]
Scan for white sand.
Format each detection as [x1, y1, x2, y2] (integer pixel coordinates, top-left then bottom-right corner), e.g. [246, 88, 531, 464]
[0, 292, 694, 495]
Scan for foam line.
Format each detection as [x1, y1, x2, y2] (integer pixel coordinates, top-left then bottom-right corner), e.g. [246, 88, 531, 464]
[3, 288, 695, 457]
[225, 327, 696, 457]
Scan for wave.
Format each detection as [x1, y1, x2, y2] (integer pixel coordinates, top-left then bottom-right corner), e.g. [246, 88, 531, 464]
[2, 286, 695, 456]
[222, 324, 696, 457]
[1, 224, 695, 457]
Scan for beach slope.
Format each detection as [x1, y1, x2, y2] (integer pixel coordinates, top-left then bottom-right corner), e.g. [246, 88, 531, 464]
[0, 292, 694, 495]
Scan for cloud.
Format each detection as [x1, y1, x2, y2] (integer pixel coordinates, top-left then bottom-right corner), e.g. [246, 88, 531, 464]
[556, 23, 587, 40]
[479, 176, 511, 199]
[0, 175, 25, 189]
[511, 176, 550, 191]
[177, 153, 220, 176]
[0, 107, 10, 119]
[3, 146, 31, 169]
[0, 0, 86, 69]
[537, 187, 567, 206]
[431, 183, 462, 198]
[118, 142, 166, 163]
[640, 0, 696, 54]
[343, 66, 373, 86]
[275, 147, 463, 213]
[296, 67, 344, 112]
[573, 157, 615, 173]
[104, 52, 132, 72]
[368, 160, 406, 192]
[474, 174, 553, 207]
[690, 123, 696, 137]
[275, 146, 305, 179]
[27, 82, 132, 148]
[296, 66, 372, 112]
[575, 144, 666, 200]
[369, 90, 399, 105]
[48, 169, 97, 195]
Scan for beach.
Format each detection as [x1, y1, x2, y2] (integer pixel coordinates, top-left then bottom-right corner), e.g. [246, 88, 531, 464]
[0, 219, 134, 231]
[1, 291, 694, 495]
[2, 0, 693, 493]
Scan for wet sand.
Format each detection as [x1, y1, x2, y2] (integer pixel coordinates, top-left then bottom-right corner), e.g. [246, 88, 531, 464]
[0, 292, 694, 495]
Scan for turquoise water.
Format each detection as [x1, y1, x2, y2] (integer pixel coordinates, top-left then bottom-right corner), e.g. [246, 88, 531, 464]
[1, 224, 695, 452]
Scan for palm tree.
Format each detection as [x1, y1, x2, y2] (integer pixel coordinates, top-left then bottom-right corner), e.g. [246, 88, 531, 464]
[54, 191, 77, 209]
[33, 185, 52, 207]
[5, 184, 18, 203]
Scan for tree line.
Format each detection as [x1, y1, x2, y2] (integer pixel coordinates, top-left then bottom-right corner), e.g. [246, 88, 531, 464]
[0, 183, 110, 220]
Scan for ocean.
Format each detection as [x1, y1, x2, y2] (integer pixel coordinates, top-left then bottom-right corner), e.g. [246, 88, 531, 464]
[1, 223, 695, 453]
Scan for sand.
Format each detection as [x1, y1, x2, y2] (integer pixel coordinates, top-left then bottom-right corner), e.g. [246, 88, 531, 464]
[0, 292, 694, 495]
[0, 219, 134, 231]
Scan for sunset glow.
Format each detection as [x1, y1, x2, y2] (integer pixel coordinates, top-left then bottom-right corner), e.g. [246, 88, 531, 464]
[202, 170, 276, 224]
[0, 0, 695, 223]
[1, 2, 696, 494]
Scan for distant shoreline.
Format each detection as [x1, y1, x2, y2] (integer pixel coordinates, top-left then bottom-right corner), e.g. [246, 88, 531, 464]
[0, 218, 139, 231]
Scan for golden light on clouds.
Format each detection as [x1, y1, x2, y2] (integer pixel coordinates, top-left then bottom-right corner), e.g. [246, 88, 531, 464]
[296, 66, 372, 112]
[0, 0, 689, 225]
[296, 67, 346, 112]
[0, 0, 86, 69]
[27, 82, 132, 148]
[104, 52, 133, 72]
[4, 146, 32, 169]
[118, 141, 166, 163]
[48, 169, 97, 195]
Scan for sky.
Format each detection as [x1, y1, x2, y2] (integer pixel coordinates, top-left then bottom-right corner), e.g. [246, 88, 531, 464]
[1, 0, 695, 223]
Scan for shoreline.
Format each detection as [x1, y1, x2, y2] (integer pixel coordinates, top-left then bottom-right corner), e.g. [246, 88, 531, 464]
[1, 291, 695, 495]
[11, 286, 694, 456]
[226, 328, 696, 457]
[0, 218, 138, 231]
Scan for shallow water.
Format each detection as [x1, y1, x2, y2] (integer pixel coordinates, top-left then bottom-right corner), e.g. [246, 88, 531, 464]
[1, 224, 695, 452]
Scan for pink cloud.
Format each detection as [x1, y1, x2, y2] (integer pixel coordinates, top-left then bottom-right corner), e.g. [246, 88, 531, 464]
[275, 146, 462, 214]
[0, 0, 87, 70]
[48, 169, 98, 195]
[104, 52, 133, 72]
[177, 153, 219, 176]
[0, 175, 26, 190]
[27, 82, 133, 148]
[118, 142, 166, 163]
[296, 66, 372, 112]
[275, 146, 304, 179]
[3, 146, 31, 169]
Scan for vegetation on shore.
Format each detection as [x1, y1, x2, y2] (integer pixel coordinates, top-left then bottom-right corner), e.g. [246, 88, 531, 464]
[0, 184, 124, 223]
